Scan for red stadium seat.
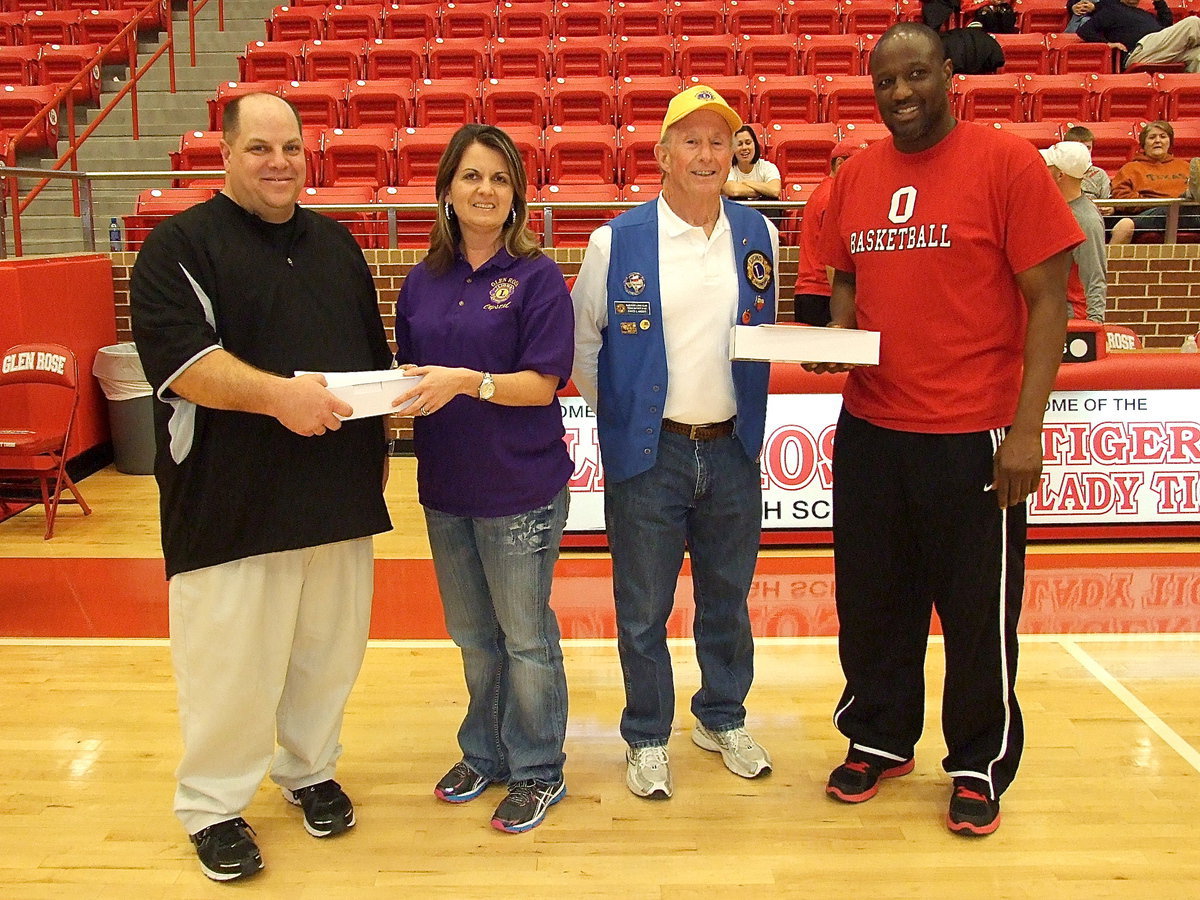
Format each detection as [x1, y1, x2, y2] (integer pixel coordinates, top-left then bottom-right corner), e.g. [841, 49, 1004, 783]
[545, 124, 618, 183]
[38, 43, 102, 104]
[837, 120, 890, 143]
[168, 131, 225, 186]
[1088, 73, 1162, 121]
[620, 182, 660, 202]
[752, 74, 819, 125]
[553, 1, 611, 38]
[617, 75, 683, 127]
[820, 74, 880, 124]
[381, 2, 437, 40]
[301, 38, 365, 81]
[784, 1, 841, 36]
[240, 39, 305, 83]
[615, 35, 675, 77]
[395, 125, 462, 184]
[346, 77, 411, 127]
[952, 74, 1023, 122]
[1065, 119, 1136, 172]
[551, 35, 613, 78]
[676, 34, 738, 77]
[320, 125, 394, 188]
[206, 80, 283, 131]
[1014, 0, 1068, 34]
[425, 36, 487, 80]
[126, 188, 216, 247]
[765, 121, 838, 184]
[1166, 119, 1200, 158]
[1154, 72, 1200, 119]
[21, 9, 80, 44]
[738, 33, 801, 77]
[489, 36, 550, 80]
[374, 184, 437, 248]
[0, 342, 91, 540]
[0, 84, 58, 151]
[0, 12, 24, 47]
[1047, 32, 1114, 75]
[482, 77, 548, 128]
[995, 33, 1050, 76]
[549, 75, 618, 126]
[78, 8, 137, 65]
[505, 122, 544, 187]
[299, 184, 377, 247]
[799, 34, 862, 77]
[0, 45, 37, 85]
[726, 0, 783, 36]
[497, 3, 551, 38]
[413, 76, 480, 125]
[323, 3, 383, 40]
[842, 0, 898, 35]
[365, 37, 423, 80]
[111, 0, 167, 31]
[539, 183, 621, 246]
[618, 122, 661, 186]
[683, 74, 751, 121]
[440, 2, 496, 39]
[280, 79, 347, 128]
[669, 1, 725, 36]
[269, 5, 324, 41]
[990, 121, 1062, 148]
[1021, 74, 1091, 123]
[613, 2, 668, 37]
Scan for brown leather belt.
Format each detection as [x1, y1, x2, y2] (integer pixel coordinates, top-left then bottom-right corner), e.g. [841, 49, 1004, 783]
[661, 418, 735, 441]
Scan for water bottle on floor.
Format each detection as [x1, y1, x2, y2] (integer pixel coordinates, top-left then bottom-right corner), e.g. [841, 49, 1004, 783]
[109, 217, 122, 253]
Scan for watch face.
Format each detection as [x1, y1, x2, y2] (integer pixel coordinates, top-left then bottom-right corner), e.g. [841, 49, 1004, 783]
[479, 375, 495, 400]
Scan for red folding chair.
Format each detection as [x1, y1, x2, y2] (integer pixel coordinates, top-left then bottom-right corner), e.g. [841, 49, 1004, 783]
[280, 79, 348, 129]
[375, 184, 437, 247]
[669, 1, 725, 37]
[1087, 72, 1162, 122]
[618, 122, 661, 186]
[20, 9, 80, 44]
[799, 34, 863, 77]
[551, 35, 613, 78]
[539, 182, 621, 246]
[269, 4, 325, 41]
[412, 76, 480, 126]
[489, 36, 551, 79]
[301, 38, 365, 81]
[1021, 74, 1091, 123]
[952, 73, 1024, 122]
[617, 75, 683, 127]
[346, 77, 412, 127]
[820, 74, 881, 124]
[544, 123, 618, 183]
[784, 0, 842, 36]
[395, 124, 463, 183]
[752, 73, 820, 125]
[481, 77, 548, 128]
[440, 1, 497, 39]
[615, 35, 676, 78]
[1155, 72, 1200, 119]
[1014, 0, 1068, 34]
[995, 33, 1050, 75]
[425, 36, 488, 80]
[842, 0, 897, 35]
[240, 39, 305, 83]
[323, 3, 383, 40]
[613, 2, 669, 37]
[726, 0, 783, 36]
[549, 75, 618, 125]
[765, 122, 838, 184]
[124, 186, 216, 248]
[320, 125, 395, 188]
[0, 44, 37, 85]
[738, 33, 801, 77]
[168, 130, 226, 188]
[365, 37, 424, 80]
[553, 1, 611, 38]
[676, 34, 738, 78]
[78, 6, 137, 63]
[497, 3, 552, 39]
[0, 84, 58, 151]
[381, 1, 437, 40]
[0, 343, 92, 540]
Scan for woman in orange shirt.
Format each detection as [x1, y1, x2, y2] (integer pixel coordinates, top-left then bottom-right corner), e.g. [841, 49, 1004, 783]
[1110, 121, 1197, 244]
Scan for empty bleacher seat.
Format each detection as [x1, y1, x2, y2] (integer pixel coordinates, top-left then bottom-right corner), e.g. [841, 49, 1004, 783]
[280, 78, 348, 128]
[124, 188, 215, 252]
[37, 42, 102, 104]
[765, 121, 838, 184]
[683, 74, 752, 121]
[323, 3, 383, 41]
[1047, 32, 1114, 75]
[820, 74, 880, 124]
[545, 123, 618, 183]
[0, 83, 58, 151]
[613, 2, 669, 37]
[21, 9, 80, 44]
[953, 73, 1023, 122]
[346, 77, 412, 127]
[1014, 0, 1068, 34]
[551, 35, 613, 78]
[1021, 73, 1091, 123]
[617, 75, 683, 127]
[299, 184, 377, 248]
[549, 75, 618, 125]
[240, 39, 305, 82]
[991, 120, 1062, 149]
[320, 125, 395, 188]
[799, 33, 862, 76]
[169, 130, 225, 187]
[0, 44, 37, 84]
[842, 0, 898, 35]
[302, 38, 365, 81]
[785, 1, 842, 36]
[676, 34, 738, 77]
[726, 0, 783, 36]
[995, 33, 1050, 75]
[738, 33, 801, 77]
[375, 184, 438, 248]
[553, 1, 611, 38]
[269, 5, 324, 42]
[365, 37, 423, 80]
[539, 182, 622, 246]
[489, 36, 550, 79]
[412, 76, 480, 125]
[1088, 72, 1162, 121]
[669, 1, 725, 37]
[396, 124, 462, 183]
[618, 122, 661, 186]
[481, 77, 548, 128]
[497, 3, 552, 39]
[751, 73, 819, 125]
[78, 8, 137, 64]
[615, 35, 676, 78]
[425, 36, 487, 79]
[381, 2, 437, 41]
[1154, 72, 1200, 119]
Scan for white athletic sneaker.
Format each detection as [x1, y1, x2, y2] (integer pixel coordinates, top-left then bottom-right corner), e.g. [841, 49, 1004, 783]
[626, 744, 673, 799]
[692, 723, 772, 778]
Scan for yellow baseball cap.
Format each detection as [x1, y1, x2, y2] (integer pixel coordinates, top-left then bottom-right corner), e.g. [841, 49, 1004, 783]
[660, 84, 743, 140]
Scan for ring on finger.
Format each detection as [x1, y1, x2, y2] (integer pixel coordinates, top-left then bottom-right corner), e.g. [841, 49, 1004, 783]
[420, 407, 430, 416]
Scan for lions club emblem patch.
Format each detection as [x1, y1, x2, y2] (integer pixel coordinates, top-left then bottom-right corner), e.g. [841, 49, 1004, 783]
[743, 251, 772, 292]
[487, 277, 519, 309]
[623, 272, 646, 296]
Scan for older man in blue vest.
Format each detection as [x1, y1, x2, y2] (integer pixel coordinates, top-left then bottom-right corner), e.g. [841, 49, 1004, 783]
[572, 85, 779, 800]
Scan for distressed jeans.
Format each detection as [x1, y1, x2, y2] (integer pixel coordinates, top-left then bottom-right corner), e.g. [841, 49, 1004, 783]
[423, 486, 569, 783]
[604, 431, 761, 747]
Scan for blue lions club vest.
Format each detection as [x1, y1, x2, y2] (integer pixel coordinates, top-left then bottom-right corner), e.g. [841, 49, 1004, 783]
[596, 198, 776, 484]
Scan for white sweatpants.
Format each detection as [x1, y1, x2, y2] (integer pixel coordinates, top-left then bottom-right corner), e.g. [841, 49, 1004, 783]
[169, 538, 374, 834]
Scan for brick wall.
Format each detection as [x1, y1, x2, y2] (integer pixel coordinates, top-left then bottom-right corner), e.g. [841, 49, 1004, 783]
[108, 243, 1198, 442]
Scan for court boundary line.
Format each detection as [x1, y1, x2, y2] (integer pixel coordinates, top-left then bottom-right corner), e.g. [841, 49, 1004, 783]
[1060, 638, 1200, 775]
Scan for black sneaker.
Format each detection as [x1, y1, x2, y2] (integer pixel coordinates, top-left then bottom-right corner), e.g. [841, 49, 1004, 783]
[282, 779, 356, 838]
[946, 780, 1002, 836]
[826, 754, 915, 803]
[490, 778, 566, 833]
[435, 760, 495, 804]
[189, 817, 263, 882]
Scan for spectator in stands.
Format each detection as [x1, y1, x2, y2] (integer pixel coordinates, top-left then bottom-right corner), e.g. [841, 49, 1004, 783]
[1063, 125, 1113, 204]
[922, 0, 960, 30]
[1078, 0, 1200, 72]
[391, 123, 574, 834]
[572, 85, 777, 802]
[1042, 141, 1109, 321]
[1066, 0, 1096, 33]
[723, 125, 781, 201]
[130, 92, 392, 882]
[794, 138, 867, 326]
[1110, 120, 1199, 243]
[941, 15, 1006, 73]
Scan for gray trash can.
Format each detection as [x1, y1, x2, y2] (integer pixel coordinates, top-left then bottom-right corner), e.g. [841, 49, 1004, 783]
[93, 342, 155, 475]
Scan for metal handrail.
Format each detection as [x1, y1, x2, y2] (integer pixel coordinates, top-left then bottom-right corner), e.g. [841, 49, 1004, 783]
[188, 0, 225, 67]
[1, 165, 1193, 256]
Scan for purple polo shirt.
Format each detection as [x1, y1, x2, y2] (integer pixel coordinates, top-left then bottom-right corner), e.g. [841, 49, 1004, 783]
[395, 247, 575, 518]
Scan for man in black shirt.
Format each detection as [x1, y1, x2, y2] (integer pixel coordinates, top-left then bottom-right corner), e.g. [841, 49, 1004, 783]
[1078, 0, 1200, 71]
[131, 93, 392, 882]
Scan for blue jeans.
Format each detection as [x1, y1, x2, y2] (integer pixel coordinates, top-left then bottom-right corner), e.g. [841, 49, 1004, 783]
[423, 486, 569, 783]
[604, 430, 761, 746]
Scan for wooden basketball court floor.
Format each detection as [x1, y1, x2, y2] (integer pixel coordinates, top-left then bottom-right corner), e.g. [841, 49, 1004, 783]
[1, 462, 1199, 898]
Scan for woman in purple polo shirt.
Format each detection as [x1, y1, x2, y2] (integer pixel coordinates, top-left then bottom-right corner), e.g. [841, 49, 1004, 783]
[391, 124, 574, 834]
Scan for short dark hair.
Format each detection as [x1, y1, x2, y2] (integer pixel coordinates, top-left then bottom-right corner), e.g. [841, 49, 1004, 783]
[1063, 125, 1095, 143]
[1139, 120, 1174, 151]
[871, 21, 946, 73]
[222, 93, 303, 141]
[732, 125, 762, 165]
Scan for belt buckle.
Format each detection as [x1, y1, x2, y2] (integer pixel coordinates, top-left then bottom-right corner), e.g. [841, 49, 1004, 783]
[688, 423, 704, 440]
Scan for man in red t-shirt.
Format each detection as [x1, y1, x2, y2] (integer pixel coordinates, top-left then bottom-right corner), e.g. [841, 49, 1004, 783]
[793, 138, 868, 326]
[812, 22, 1083, 837]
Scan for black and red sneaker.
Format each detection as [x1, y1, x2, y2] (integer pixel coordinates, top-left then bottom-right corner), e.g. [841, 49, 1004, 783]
[825, 754, 915, 803]
[946, 780, 1002, 836]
